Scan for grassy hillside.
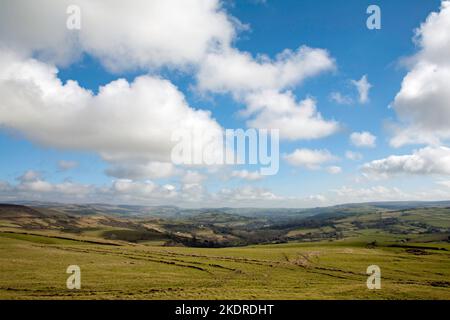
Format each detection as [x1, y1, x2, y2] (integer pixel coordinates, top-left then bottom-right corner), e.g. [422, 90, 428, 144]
[0, 202, 449, 299]
[0, 232, 449, 299]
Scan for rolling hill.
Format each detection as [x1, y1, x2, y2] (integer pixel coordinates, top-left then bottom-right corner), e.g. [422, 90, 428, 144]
[0, 201, 449, 299]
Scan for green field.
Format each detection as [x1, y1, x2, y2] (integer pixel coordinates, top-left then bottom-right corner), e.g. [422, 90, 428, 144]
[1, 202, 449, 299]
[1, 231, 449, 300]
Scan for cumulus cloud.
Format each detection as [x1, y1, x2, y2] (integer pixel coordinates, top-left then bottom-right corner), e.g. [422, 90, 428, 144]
[17, 170, 42, 183]
[4, 163, 450, 207]
[1, 0, 407, 208]
[11, 170, 90, 196]
[326, 166, 342, 174]
[330, 92, 353, 105]
[111, 179, 177, 201]
[14, 172, 91, 198]
[345, 150, 363, 161]
[197, 46, 335, 96]
[351, 75, 372, 104]
[436, 180, 450, 188]
[0, 0, 236, 71]
[331, 184, 450, 203]
[244, 91, 339, 140]
[216, 186, 281, 203]
[1, 170, 181, 204]
[390, 1, 450, 147]
[105, 162, 179, 180]
[0, 0, 341, 189]
[58, 160, 79, 171]
[3, 168, 450, 207]
[181, 171, 207, 184]
[196, 46, 338, 142]
[333, 185, 409, 202]
[5, 170, 281, 207]
[0, 50, 222, 178]
[0, 181, 12, 192]
[284, 148, 337, 169]
[231, 170, 263, 181]
[0, 170, 279, 207]
[350, 131, 377, 148]
[18, 180, 53, 193]
[362, 146, 450, 178]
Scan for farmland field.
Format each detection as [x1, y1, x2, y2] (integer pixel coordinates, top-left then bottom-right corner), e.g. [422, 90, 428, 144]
[1, 231, 449, 299]
[0, 202, 449, 300]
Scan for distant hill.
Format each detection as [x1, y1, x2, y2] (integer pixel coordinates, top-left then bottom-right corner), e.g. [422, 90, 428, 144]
[7, 200, 450, 218]
[0, 204, 46, 219]
[0, 201, 449, 247]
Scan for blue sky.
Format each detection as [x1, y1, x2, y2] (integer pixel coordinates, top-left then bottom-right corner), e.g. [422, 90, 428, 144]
[0, 0, 449, 207]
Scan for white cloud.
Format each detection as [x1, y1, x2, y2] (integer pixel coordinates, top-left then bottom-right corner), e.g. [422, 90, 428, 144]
[351, 75, 372, 104]
[10, 174, 197, 205]
[350, 131, 377, 148]
[362, 146, 450, 178]
[181, 171, 207, 184]
[18, 170, 42, 183]
[53, 181, 93, 196]
[19, 179, 91, 196]
[332, 185, 409, 202]
[164, 184, 176, 191]
[111, 179, 154, 194]
[306, 194, 327, 202]
[216, 186, 281, 202]
[244, 91, 339, 140]
[0, 0, 236, 71]
[331, 184, 450, 204]
[345, 150, 363, 161]
[196, 46, 338, 142]
[0, 171, 275, 207]
[436, 180, 450, 188]
[3, 168, 450, 207]
[0, 0, 340, 163]
[197, 46, 335, 96]
[0, 50, 222, 178]
[326, 166, 342, 174]
[18, 180, 54, 193]
[231, 170, 263, 181]
[11, 170, 91, 196]
[390, 1, 450, 147]
[105, 162, 178, 180]
[330, 92, 353, 105]
[284, 148, 337, 169]
[2, 171, 180, 204]
[58, 160, 79, 171]
[179, 182, 207, 203]
[0, 181, 12, 192]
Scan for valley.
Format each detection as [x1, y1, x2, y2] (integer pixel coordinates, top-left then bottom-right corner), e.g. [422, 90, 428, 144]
[0, 201, 449, 299]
